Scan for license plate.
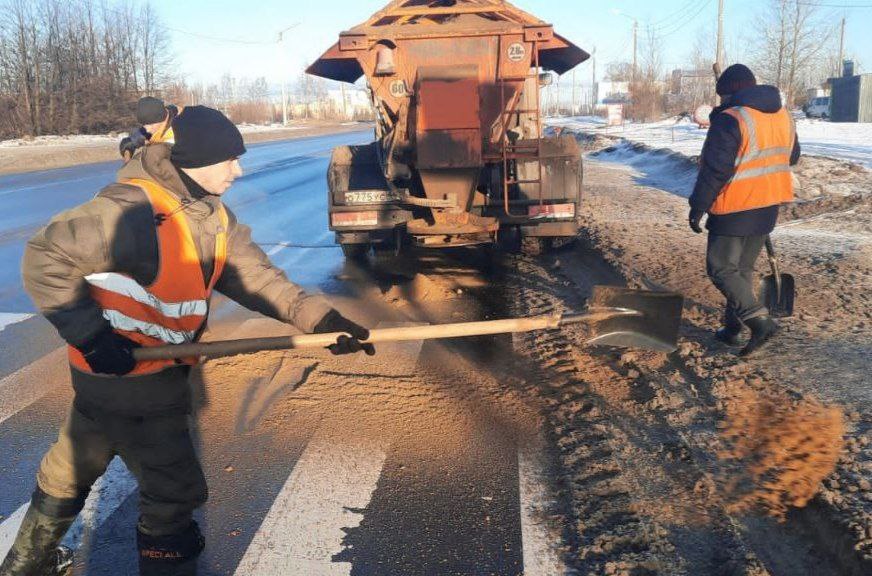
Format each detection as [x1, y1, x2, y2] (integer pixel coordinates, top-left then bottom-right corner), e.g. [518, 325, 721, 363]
[332, 211, 379, 227]
[345, 190, 390, 204]
[528, 204, 576, 219]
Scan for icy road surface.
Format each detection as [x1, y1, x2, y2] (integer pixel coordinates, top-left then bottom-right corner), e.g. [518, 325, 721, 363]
[0, 131, 373, 315]
[0, 131, 571, 575]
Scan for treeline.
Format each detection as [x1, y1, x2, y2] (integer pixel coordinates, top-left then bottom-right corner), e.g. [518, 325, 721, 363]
[601, 0, 848, 122]
[0, 0, 167, 139]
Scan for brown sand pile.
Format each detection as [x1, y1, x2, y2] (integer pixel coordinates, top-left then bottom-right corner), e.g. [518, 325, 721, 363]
[383, 273, 453, 304]
[716, 388, 845, 520]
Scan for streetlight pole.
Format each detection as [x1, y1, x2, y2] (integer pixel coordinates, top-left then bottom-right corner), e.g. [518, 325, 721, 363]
[612, 11, 639, 83]
[716, 0, 725, 73]
[277, 23, 299, 126]
[632, 19, 638, 83]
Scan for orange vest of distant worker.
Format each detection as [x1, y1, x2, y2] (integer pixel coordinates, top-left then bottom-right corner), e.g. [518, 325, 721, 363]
[710, 106, 795, 215]
[69, 178, 228, 376]
[150, 124, 175, 144]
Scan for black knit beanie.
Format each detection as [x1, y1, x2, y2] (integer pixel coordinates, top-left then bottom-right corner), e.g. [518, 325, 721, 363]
[170, 106, 246, 169]
[716, 64, 757, 96]
[136, 97, 168, 125]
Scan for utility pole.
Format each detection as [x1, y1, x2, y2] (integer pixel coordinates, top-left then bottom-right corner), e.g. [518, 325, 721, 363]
[277, 23, 299, 126]
[592, 46, 597, 113]
[340, 82, 348, 120]
[572, 68, 577, 116]
[837, 16, 846, 77]
[632, 20, 638, 83]
[716, 0, 725, 72]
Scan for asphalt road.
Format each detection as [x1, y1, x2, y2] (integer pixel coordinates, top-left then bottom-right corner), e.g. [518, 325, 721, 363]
[0, 132, 568, 575]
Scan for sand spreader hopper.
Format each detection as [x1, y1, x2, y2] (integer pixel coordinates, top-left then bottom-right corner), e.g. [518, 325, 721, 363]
[306, 0, 589, 256]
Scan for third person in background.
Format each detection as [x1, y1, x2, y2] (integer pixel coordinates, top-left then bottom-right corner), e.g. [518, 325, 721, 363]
[688, 64, 801, 357]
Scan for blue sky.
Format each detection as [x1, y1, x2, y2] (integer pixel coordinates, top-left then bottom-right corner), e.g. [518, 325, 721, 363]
[152, 0, 871, 86]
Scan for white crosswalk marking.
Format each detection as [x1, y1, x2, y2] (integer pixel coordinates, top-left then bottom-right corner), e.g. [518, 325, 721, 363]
[0, 347, 68, 426]
[0, 503, 29, 559]
[518, 441, 569, 576]
[234, 430, 387, 576]
[0, 458, 137, 561]
[62, 457, 138, 549]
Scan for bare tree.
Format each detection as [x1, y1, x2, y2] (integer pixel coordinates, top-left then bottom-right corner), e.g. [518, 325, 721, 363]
[0, 0, 172, 138]
[752, 0, 837, 106]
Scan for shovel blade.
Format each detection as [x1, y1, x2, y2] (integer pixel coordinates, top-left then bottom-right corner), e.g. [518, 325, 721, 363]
[584, 286, 684, 353]
[760, 274, 795, 318]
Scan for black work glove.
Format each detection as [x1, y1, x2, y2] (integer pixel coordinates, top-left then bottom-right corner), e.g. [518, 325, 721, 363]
[119, 127, 147, 160]
[78, 330, 140, 376]
[689, 209, 705, 234]
[313, 310, 376, 356]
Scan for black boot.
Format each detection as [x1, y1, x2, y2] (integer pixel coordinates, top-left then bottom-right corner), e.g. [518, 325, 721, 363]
[715, 306, 744, 346]
[715, 325, 742, 346]
[0, 502, 79, 576]
[739, 315, 779, 357]
[137, 522, 204, 576]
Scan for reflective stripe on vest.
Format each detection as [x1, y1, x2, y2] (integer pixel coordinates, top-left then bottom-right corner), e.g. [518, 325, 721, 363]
[69, 178, 228, 376]
[710, 106, 795, 215]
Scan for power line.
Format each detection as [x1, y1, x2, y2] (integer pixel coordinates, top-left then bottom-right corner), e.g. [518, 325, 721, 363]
[71, 0, 277, 46]
[651, 0, 717, 38]
[796, 1, 872, 7]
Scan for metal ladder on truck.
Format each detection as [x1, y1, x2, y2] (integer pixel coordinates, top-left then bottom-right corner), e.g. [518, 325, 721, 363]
[498, 40, 544, 217]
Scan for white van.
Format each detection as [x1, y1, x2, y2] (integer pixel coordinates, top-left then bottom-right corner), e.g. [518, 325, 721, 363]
[806, 97, 830, 119]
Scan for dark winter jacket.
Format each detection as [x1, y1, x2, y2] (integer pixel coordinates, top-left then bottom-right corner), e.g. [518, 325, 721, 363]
[689, 85, 801, 236]
[22, 143, 332, 415]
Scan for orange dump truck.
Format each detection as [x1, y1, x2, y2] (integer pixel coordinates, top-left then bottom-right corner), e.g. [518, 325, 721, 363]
[307, 0, 589, 257]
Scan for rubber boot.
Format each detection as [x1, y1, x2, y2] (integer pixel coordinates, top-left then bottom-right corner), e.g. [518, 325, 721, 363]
[739, 315, 779, 357]
[137, 522, 204, 576]
[0, 506, 77, 576]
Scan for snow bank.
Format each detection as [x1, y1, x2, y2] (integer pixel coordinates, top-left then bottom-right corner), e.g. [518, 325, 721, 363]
[0, 134, 118, 149]
[0, 123, 312, 149]
[550, 115, 872, 169]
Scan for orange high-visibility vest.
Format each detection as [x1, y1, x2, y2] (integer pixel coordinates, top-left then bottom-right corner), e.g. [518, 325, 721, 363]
[69, 178, 228, 376]
[150, 124, 175, 145]
[710, 106, 795, 215]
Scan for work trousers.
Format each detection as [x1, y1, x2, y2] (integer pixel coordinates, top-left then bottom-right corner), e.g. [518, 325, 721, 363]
[706, 233, 768, 323]
[36, 401, 207, 537]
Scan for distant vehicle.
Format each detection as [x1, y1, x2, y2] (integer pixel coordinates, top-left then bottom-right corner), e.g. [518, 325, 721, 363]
[805, 97, 831, 119]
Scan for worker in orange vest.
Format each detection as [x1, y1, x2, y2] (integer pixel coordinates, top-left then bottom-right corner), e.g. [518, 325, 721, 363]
[2, 106, 373, 576]
[689, 64, 800, 357]
[120, 97, 179, 162]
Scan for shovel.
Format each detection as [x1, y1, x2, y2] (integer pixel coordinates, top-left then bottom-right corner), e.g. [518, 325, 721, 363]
[133, 286, 684, 362]
[759, 236, 795, 318]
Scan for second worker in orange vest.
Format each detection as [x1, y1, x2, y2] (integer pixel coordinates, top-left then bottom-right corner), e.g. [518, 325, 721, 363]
[689, 64, 801, 357]
[4, 106, 373, 576]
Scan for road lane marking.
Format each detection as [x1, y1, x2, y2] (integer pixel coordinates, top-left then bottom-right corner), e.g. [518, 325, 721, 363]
[0, 347, 68, 426]
[0, 504, 29, 559]
[0, 458, 137, 561]
[233, 430, 387, 576]
[62, 457, 138, 549]
[518, 442, 569, 576]
[0, 313, 32, 333]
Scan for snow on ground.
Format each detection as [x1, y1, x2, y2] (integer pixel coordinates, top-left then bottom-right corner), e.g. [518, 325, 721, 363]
[0, 313, 32, 333]
[0, 133, 119, 149]
[549, 115, 872, 169]
[0, 123, 316, 149]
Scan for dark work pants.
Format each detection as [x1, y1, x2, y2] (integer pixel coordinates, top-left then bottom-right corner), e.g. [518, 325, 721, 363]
[706, 233, 768, 323]
[36, 402, 208, 537]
